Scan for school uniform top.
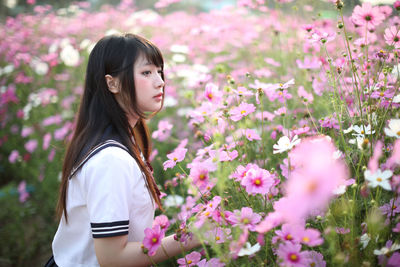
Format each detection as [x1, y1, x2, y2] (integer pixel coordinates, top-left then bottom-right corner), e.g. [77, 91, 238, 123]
[52, 145, 155, 267]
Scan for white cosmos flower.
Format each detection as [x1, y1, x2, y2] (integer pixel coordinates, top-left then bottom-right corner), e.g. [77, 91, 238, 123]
[352, 124, 375, 137]
[364, 169, 393, 191]
[374, 243, 400, 255]
[238, 242, 260, 257]
[343, 125, 354, 134]
[163, 195, 184, 208]
[172, 54, 186, 63]
[384, 119, 400, 139]
[360, 233, 371, 249]
[31, 59, 49, 76]
[60, 45, 80, 67]
[393, 94, 400, 103]
[170, 44, 189, 54]
[273, 135, 300, 154]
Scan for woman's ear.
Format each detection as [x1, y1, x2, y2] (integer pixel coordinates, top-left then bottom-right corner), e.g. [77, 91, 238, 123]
[105, 74, 120, 94]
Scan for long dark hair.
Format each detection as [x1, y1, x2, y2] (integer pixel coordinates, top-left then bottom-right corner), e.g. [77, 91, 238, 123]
[57, 33, 164, 222]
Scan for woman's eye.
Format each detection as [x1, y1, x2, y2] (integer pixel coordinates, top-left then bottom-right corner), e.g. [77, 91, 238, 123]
[142, 71, 151, 76]
[158, 70, 163, 74]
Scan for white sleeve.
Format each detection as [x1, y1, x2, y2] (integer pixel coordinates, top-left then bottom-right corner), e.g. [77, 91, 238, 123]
[82, 147, 138, 238]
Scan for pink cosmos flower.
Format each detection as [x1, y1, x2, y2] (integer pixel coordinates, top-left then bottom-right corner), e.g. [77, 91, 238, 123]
[297, 86, 314, 103]
[152, 120, 173, 142]
[296, 57, 321, 69]
[197, 258, 225, 267]
[380, 198, 400, 218]
[226, 207, 261, 231]
[387, 139, 400, 168]
[241, 166, 275, 196]
[229, 102, 256, 122]
[9, 150, 19, 163]
[296, 227, 324, 247]
[43, 133, 52, 150]
[351, 3, 385, 30]
[368, 141, 383, 173]
[219, 149, 238, 162]
[204, 82, 222, 103]
[273, 224, 301, 244]
[189, 160, 217, 190]
[142, 225, 164, 256]
[277, 242, 309, 267]
[177, 251, 202, 267]
[242, 129, 261, 141]
[385, 26, 400, 49]
[18, 180, 29, 203]
[24, 139, 38, 153]
[204, 227, 231, 244]
[163, 147, 187, 170]
[152, 215, 170, 234]
[305, 251, 326, 267]
[388, 252, 400, 267]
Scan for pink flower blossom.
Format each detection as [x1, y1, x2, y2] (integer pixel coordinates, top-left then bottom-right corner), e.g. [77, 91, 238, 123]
[204, 82, 222, 103]
[205, 227, 231, 244]
[226, 207, 261, 231]
[24, 139, 38, 153]
[296, 57, 321, 69]
[388, 252, 400, 267]
[242, 129, 261, 141]
[241, 166, 274, 196]
[142, 225, 164, 256]
[385, 26, 400, 49]
[219, 149, 238, 162]
[9, 150, 19, 163]
[177, 251, 202, 267]
[305, 251, 326, 267]
[163, 147, 187, 170]
[197, 258, 225, 267]
[273, 224, 301, 244]
[229, 102, 256, 122]
[368, 140, 383, 173]
[297, 86, 314, 103]
[277, 242, 309, 267]
[43, 133, 52, 150]
[152, 120, 173, 142]
[152, 215, 170, 234]
[387, 139, 400, 168]
[18, 180, 29, 203]
[296, 227, 324, 247]
[189, 160, 217, 189]
[351, 3, 385, 30]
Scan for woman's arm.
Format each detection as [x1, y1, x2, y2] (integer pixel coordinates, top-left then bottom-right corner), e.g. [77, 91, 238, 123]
[94, 233, 200, 267]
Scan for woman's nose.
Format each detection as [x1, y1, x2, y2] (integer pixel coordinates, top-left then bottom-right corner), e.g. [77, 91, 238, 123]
[155, 73, 165, 88]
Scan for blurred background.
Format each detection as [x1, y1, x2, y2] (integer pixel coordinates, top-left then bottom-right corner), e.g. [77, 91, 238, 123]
[0, 0, 394, 266]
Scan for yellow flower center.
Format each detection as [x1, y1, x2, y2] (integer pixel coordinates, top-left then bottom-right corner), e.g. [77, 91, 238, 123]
[303, 236, 310, 243]
[173, 157, 178, 161]
[380, 92, 384, 97]
[242, 218, 250, 224]
[204, 211, 210, 216]
[397, 131, 400, 136]
[377, 177, 382, 182]
[241, 110, 246, 114]
[311, 263, 316, 267]
[361, 130, 365, 134]
[208, 93, 213, 99]
[286, 234, 293, 240]
[152, 237, 158, 243]
[254, 179, 261, 185]
[215, 236, 220, 241]
[199, 174, 206, 180]
[289, 253, 298, 261]
[187, 260, 192, 264]
[307, 181, 317, 193]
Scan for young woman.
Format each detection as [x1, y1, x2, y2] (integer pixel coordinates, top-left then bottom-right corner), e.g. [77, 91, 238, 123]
[48, 34, 199, 267]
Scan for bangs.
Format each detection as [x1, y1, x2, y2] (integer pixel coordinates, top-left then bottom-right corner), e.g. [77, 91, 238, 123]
[139, 42, 164, 69]
[126, 33, 164, 69]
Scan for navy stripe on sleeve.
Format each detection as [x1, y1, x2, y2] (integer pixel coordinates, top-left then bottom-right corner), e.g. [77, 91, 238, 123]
[91, 220, 129, 238]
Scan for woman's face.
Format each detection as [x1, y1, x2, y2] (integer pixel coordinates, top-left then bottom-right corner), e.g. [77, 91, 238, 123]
[133, 55, 164, 114]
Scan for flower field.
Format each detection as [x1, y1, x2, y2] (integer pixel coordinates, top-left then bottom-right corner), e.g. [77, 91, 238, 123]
[1, 0, 400, 266]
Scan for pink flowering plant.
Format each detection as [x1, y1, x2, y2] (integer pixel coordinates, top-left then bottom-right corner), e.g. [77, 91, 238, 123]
[2, 0, 400, 266]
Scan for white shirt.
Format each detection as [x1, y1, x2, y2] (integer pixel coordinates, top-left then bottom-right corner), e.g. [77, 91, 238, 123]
[52, 146, 155, 267]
